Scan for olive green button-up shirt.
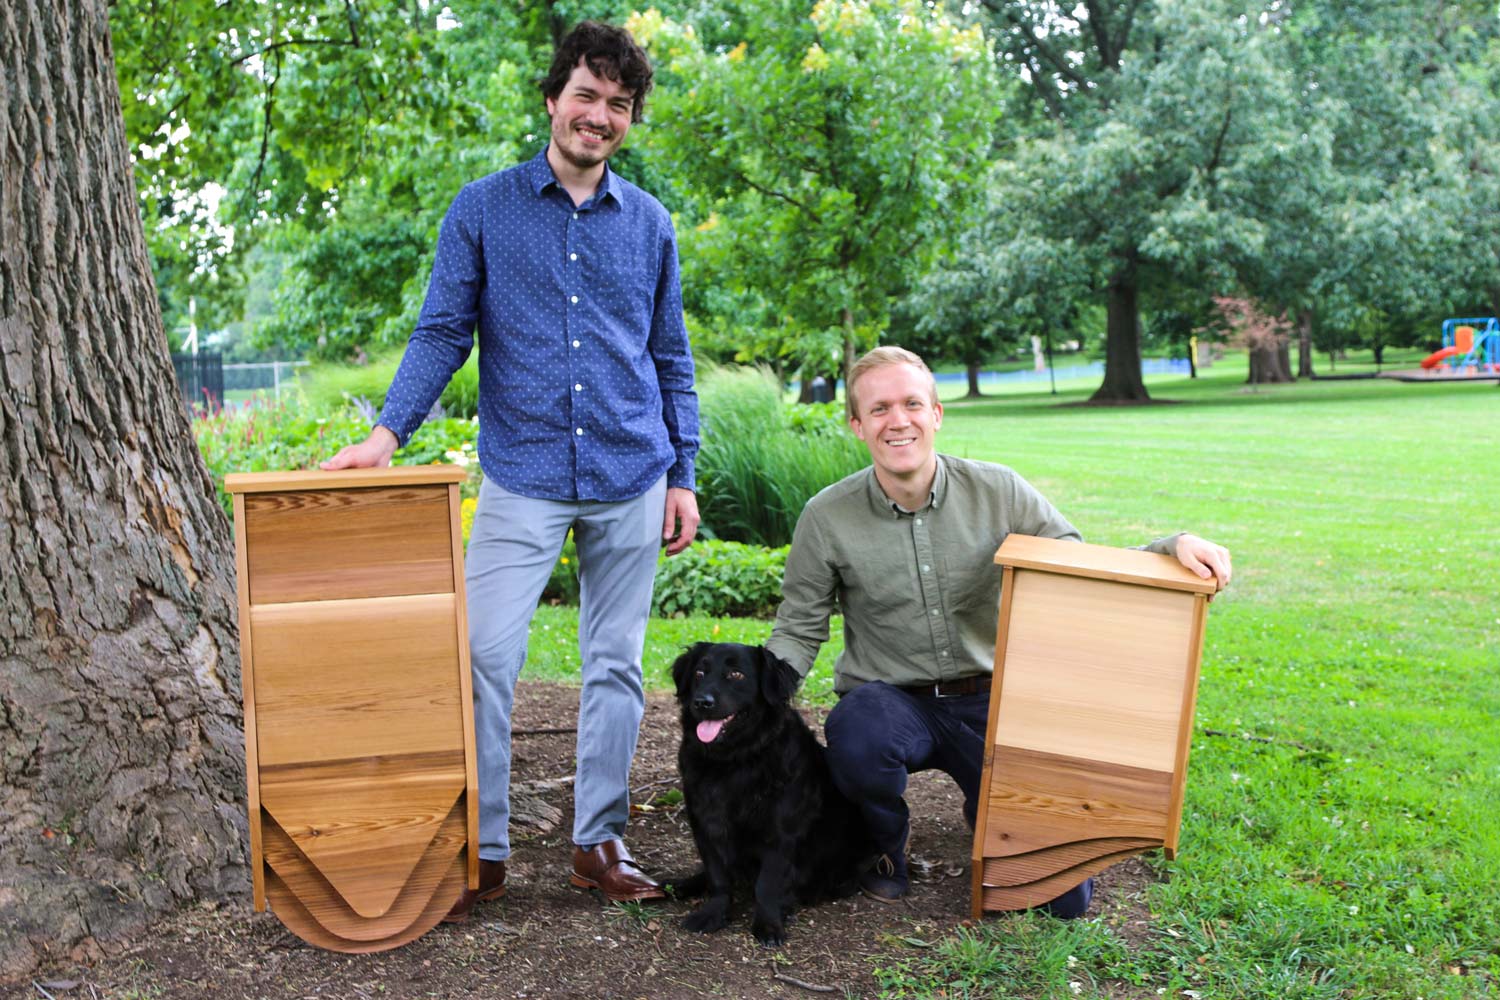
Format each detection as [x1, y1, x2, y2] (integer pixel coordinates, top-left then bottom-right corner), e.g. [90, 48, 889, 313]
[766, 455, 1178, 694]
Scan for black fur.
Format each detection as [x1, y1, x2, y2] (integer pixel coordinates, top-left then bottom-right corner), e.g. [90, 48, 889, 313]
[670, 642, 870, 946]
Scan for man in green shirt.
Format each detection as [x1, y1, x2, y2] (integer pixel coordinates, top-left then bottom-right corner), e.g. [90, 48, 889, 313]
[765, 346, 1232, 911]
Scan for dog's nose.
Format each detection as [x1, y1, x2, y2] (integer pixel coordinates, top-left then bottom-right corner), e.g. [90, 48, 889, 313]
[693, 693, 715, 712]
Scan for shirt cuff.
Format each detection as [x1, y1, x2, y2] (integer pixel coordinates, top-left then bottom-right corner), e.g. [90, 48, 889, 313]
[667, 458, 696, 491]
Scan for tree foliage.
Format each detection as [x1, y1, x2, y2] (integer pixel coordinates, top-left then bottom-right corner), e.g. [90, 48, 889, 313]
[630, 0, 1000, 383]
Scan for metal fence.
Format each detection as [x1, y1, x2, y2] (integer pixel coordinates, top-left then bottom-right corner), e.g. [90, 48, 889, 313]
[223, 360, 309, 398]
[169, 354, 309, 410]
[170, 352, 224, 410]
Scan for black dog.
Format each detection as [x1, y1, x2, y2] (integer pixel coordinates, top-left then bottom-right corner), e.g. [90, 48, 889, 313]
[670, 642, 870, 946]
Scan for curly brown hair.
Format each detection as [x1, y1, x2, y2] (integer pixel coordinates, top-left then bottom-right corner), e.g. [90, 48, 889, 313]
[540, 21, 654, 123]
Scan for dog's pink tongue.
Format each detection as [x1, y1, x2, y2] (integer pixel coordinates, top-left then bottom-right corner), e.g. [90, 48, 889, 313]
[696, 716, 732, 743]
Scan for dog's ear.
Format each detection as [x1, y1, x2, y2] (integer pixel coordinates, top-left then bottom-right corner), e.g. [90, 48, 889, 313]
[758, 647, 800, 705]
[671, 643, 710, 700]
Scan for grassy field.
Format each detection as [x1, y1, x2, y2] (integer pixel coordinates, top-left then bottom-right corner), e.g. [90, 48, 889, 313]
[523, 359, 1499, 999]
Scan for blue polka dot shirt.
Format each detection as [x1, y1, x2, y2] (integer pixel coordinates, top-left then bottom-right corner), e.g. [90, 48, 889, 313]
[379, 147, 699, 502]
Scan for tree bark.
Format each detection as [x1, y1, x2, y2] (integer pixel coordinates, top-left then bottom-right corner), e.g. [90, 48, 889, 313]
[1296, 310, 1316, 379]
[1, 0, 247, 977]
[1090, 263, 1151, 402]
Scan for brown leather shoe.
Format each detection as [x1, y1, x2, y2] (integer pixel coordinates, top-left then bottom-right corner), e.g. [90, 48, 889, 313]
[442, 858, 507, 924]
[569, 840, 666, 902]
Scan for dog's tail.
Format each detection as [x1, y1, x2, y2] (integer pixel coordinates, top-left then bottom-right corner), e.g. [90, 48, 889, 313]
[661, 869, 708, 899]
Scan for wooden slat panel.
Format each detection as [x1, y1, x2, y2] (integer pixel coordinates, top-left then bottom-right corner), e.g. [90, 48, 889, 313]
[260, 750, 465, 918]
[995, 534, 1218, 595]
[266, 850, 467, 953]
[250, 594, 464, 766]
[227, 465, 468, 494]
[993, 571, 1197, 771]
[980, 837, 1160, 887]
[244, 486, 454, 605]
[261, 796, 467, 941]
[980, 847, 1145, 912]
[981, 745, 1172, 857]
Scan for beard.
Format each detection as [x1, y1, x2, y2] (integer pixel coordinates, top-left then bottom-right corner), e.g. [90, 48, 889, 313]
[550, 117, 622, 170]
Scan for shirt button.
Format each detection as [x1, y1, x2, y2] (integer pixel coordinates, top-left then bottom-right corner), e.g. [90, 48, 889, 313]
[574, 383, 583, 392]
[930, 608, 939, 616]
[915, 518, 923, 525]
[572, 339, 581, 348]
[575, 428, 583, 436]
[941, 650, 949, 657]
[572, 212, 579, 220]
[570, 295, 578, 304]
[569, 252, 578, 261]
[922, 564, 931, 573]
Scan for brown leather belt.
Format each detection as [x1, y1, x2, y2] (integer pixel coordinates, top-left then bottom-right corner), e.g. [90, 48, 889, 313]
[898, 674, 991, 698]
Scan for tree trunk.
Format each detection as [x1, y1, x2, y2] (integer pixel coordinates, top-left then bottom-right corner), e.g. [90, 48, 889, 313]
[841, 306, 858, 401]
[1248, 342, 1295, 383]
[1, 0, 247, 977]
[1296, 310, 1316, 379]
[1090, 264, 1150, 402]
[965, 362, 984, 398]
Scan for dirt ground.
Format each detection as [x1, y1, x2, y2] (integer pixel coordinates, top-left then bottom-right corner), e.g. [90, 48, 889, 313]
[9, 681, 1162, 1000]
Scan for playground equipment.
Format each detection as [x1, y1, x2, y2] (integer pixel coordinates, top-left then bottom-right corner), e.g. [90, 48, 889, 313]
[1419, 317, 1500, 374]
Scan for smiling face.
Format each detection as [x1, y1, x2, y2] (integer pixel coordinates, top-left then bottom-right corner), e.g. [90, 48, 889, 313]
[848, 361, 943, 498]
[545, 57, 634, 174]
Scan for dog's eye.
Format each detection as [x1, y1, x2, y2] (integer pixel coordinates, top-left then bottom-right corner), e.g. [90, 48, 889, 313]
[728, 670, 744, 681]
[694, 669, 705, 678]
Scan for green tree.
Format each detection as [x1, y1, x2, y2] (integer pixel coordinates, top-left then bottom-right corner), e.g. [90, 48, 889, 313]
[631, 0, 1000, 385]
[113, 0, 547, 354]
[974, 0, 1305, 401]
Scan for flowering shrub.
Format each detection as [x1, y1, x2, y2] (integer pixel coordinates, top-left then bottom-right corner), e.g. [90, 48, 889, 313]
[193, 397, 481, 516]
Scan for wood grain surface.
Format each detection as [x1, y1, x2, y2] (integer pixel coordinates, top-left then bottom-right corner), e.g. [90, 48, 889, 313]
[227, 466, 468, 494]
[978, 846, 1147, 912]
[259, 750, 466, 919]
[980, 745, 1172, 856]
[978, 836, 1161, 887]
[265, 851, 467, 953]
[243, 486, 456, 605]
[248, 594, 464, 766]
[993, 570, 1196, 772]
[994, 533, 1219, 594]
[261, 797, 467, 940]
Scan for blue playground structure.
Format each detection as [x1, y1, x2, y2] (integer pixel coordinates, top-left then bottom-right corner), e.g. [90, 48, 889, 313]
[1420, 317, 1500, 374]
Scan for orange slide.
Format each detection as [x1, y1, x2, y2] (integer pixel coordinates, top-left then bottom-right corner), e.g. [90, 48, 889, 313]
[1421, 345, 1461, 369]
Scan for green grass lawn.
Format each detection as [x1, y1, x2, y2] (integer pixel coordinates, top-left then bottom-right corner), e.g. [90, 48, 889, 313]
[525, 359, 1500, 999]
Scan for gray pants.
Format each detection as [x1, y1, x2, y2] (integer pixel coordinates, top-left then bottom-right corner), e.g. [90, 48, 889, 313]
[465, 473, 666, 860]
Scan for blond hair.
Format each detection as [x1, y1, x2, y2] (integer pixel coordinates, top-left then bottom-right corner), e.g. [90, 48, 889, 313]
[846, 346, 938, 420]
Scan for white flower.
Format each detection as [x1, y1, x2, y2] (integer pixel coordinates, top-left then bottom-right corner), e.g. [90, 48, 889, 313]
[1348, 905, 1359, 915]
[1069, 982, 1082, 995]
[1067, 955, 1079, 969]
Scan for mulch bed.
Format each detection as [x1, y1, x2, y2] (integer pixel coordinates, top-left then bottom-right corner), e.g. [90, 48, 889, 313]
[11, 681, 1163, 1000]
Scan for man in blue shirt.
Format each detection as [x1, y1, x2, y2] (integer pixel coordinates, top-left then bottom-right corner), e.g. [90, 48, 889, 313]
[323, 21, 698, 919]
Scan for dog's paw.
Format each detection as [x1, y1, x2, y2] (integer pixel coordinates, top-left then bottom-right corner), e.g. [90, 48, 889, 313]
[683, 905, 728, 934]
[752, 917, 786, 948]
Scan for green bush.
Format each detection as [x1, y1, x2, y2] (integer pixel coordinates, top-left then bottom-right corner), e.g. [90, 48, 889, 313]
[695, 365, 868, 547]
[542, 531, 580, 605]
[652, 540, 788, 619]
[193, 397, 481, 516]
[298, 349, 481, 420]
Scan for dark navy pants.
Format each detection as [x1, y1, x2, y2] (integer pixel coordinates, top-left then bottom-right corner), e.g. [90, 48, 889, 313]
[824, 681, 1092, 919]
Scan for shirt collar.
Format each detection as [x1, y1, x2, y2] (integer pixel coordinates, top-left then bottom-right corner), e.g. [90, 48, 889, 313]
[528, 146, 623, 207]
[866, 456, 947, 518]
